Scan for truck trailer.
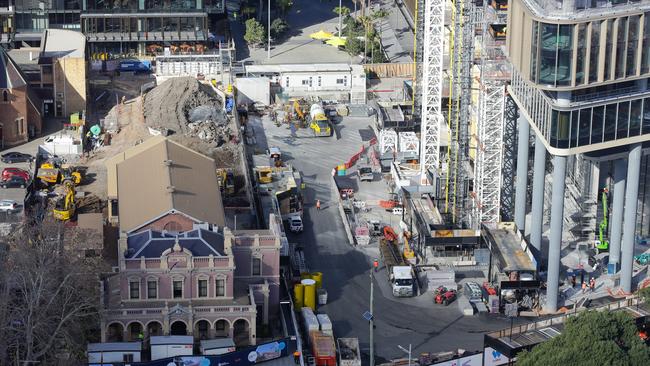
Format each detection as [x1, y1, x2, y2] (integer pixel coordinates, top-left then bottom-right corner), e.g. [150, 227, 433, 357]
[380, 239, 415, 297]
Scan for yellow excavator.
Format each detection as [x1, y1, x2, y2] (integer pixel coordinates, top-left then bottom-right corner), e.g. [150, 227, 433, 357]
[53, 181, 75, 221]
[37, 161, 84, 186]
[292, 99, 305, 122]
[216, 168, 235, 196]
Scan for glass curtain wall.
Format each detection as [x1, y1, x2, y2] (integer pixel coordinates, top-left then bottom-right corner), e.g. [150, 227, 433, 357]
[532, 23, 574, 86]
[615, 17, 628, 79]
[576, 23, 587, 85]
[643, 13, 650, 74]
[604, 19, 614, 80]
[626, 15, 640, 77]
[589, 20, 601, 82]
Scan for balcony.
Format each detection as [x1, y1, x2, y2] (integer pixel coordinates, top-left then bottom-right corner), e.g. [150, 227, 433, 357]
[85, 30, 207, 42]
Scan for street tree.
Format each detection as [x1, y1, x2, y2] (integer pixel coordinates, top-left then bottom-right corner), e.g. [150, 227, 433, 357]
[270, 18, 290, 40]
[333, 6, 351, 17]
[278, 0, 294, 15]
[0, 221, 107, 364]
[244, 18, 266, 48]
[517, 310, 650, 366]
[345, 36, 364, 57]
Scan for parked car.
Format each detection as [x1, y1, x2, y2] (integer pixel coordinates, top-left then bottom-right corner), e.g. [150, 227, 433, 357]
[0, 176, 28, 189]
[0, 199, 18, 212]
[464, 282, 483, 302]
[2, 167, 30, 181]
[1, 152, 34, 163]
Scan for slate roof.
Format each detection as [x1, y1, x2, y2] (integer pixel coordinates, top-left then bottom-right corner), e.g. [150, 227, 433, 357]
[126, 228, 225, 258]
[0, 47, 28, 89]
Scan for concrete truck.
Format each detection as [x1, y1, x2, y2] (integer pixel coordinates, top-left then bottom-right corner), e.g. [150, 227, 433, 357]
[309, 104, 332, 137]
[379, 239, 415, 297]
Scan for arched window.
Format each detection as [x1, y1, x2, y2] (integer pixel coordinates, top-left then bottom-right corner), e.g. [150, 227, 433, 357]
[2, 90, 8, 102]
[163, 220, 182, 233]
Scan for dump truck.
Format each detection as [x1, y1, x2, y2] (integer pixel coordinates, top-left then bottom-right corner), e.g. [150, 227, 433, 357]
[380, 239, 415, 297]
[337, 338, 361, 366]
[309, 104, 332, 137]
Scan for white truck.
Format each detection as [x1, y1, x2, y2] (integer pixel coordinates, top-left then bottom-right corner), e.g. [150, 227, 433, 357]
[380, 239, 415, 297]
[289, 216, 303, 233]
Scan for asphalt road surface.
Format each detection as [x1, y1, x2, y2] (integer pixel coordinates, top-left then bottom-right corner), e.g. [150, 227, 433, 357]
[251, 114, 522, 361]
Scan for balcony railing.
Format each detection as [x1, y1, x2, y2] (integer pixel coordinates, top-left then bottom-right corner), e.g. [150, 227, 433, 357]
[85, 30, 207, 42]
[82, 6, 221, 14]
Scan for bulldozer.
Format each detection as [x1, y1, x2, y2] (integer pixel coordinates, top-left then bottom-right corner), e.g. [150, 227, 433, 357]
[53, 181, 76, 221]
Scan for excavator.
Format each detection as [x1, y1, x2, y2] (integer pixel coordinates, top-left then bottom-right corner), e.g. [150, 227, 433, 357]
[292, 99, 305, 122]
[37, 161, 84, 186]
[53, 181, 75, 221]
[595, 188, 609, 253]
[216, 168, 235, 196]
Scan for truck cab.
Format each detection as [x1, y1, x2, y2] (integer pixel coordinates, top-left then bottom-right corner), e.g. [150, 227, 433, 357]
[289, 216, 303, 233]
[358, 164, 373, 182]
[390, 266, 414, 297]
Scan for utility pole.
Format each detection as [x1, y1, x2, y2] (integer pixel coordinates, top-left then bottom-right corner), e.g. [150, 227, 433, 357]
[369, 268, 375, 366]
[338, 0, 342, 37]
[267, 0, 271, 59]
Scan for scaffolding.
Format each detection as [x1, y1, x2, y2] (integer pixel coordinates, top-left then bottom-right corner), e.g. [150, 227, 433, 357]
[417, 0, 446, 185]
[379, 129, 398, 154]
[399, 132, 420, 153]
[471, 1, 511, 227]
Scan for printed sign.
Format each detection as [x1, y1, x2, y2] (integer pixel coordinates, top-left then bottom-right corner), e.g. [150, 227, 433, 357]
[430, 352, 482, 366]
[483, 347, 511, 366]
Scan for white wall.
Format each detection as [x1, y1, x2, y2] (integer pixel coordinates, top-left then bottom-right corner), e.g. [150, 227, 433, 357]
[88, 351, 141, 363]
[151, 344, 193, 360]
[279, 72, 352, 93]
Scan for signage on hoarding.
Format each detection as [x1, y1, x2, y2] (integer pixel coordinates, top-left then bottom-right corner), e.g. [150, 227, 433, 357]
[483, 347, 511, 366]
[430, 352, 482, 366]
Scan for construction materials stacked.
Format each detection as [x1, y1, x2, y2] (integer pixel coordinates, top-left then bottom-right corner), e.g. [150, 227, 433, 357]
[311, 272, 323, 289]
[316, 314, 333, 336]
[301, 307, 320, 344]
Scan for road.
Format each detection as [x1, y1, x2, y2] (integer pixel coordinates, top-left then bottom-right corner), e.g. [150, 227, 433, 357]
[250, 114, 523, 362]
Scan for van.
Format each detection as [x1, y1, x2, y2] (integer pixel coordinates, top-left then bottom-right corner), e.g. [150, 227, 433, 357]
[289, 217, 303, 233]
[464, 282, 483, 302]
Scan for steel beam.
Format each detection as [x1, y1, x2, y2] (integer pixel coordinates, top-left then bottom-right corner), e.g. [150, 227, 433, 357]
[514, 116, 530, 230]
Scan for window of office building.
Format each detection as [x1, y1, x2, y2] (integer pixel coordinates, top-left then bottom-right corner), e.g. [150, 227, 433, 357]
[589, 21, 601, 82]
[576, 23, 587, 85]
[556, 25, 574, 86]
[578, 108, 592, 146]
[615, 17, 628, 79]
[604, 103, 618, 141]
[626, 15, 640, 77]
[643, 98, 650, 133]
[642, 13, 650, 74]
[252, 257, 262, 276]
[617, 101, 630, 139]
[604, 19, 614, 80]
[591, 106, 605, 144]
[535, 23, 573, 86]
[629, 99, 642, 137]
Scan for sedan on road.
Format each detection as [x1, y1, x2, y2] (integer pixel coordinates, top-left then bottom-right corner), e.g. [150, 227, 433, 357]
[1, 152, 34, 163]
[0, 176, 28, 189]
[0, 199, 18, 212]
[2, 167, 30, 181]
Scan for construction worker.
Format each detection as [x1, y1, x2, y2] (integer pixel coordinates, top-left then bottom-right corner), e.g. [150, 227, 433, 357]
[582, 281, 587, 294]
[316, 199, 321, 210]
[589, 277, 596, 292]
[293, 351, 300, 364]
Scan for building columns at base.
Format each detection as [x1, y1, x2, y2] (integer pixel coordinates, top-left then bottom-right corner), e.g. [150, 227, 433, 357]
[514, 116, 530, 230]
[621, 144, 642, 293]
[544, 155, 567, 313]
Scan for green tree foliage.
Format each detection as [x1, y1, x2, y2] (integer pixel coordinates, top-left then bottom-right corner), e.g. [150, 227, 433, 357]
[345, 36, 363, 57]
[270, 18, 290, 40]
[517, 311, 650, 366]
[371, 8, 390, 21]
[333, 6, 351, 17]
[244, 18, 266, 47]
[639, 286, 650, 302]
[278, 0, 294, 15]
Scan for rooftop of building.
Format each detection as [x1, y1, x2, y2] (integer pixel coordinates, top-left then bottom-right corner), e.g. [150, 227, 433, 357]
[522, 0, 650, 19]
[106, 136, 225, 232]
[39, 29, 85, 61]
[482, 222, 537, 273]
[126, 228, 225, 258]
[0, 47, 27, 89]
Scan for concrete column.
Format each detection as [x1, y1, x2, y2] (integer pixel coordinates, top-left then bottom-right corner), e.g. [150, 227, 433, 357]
[590, 161, 600, 199]
[530, 135, 546, 251]
[608, 159, 626, 273]
[514, 116, 530, 230]
[621, 144, 642, 293]
[545, 155, 567, 313]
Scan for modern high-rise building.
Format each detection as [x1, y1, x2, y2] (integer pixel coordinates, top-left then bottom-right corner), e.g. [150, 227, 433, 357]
[507, 0, 650, 312]
[0, 0, 225, 56]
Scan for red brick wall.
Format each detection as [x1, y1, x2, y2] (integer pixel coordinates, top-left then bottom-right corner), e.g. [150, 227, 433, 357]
[0, 86, 29, 147]
[136, 212, 196, 233]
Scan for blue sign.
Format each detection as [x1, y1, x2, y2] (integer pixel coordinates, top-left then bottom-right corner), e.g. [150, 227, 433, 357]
[363, 311, 374, 321]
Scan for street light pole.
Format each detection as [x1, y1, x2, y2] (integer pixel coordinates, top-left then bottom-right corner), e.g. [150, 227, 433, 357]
[370, 269, 375, 366]
[338, 0, 342, 37]
[267, 0, 271, 59]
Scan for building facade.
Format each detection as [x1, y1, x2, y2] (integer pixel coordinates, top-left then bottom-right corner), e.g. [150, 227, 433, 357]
[507, 0, 650, 312]
[0, 0, 225, 56]
[0, 47, 41, 147]
[101, 225, 281, 347]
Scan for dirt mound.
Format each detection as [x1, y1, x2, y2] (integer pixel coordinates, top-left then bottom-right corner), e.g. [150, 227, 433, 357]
[143, 77, 227, 138]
